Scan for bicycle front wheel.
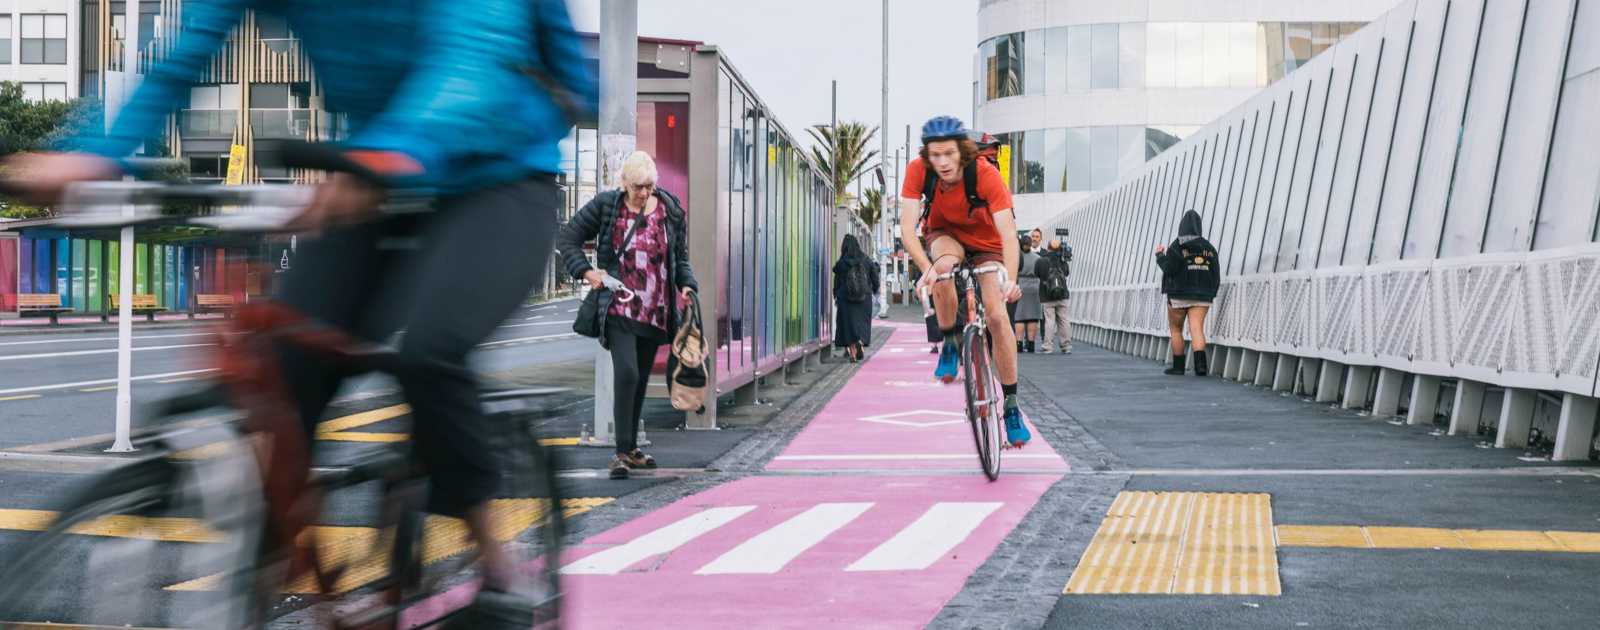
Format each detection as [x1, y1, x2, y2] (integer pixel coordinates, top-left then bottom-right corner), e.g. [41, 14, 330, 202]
[961, 326, 1004, 481]
[0, 443, 267, 629]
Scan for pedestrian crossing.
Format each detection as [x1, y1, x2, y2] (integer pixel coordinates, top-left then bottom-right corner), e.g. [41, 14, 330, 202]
[562, 501, 1006, 576]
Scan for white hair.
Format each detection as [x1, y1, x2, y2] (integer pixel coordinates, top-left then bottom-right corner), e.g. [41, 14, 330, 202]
[620, 151, 658, 187]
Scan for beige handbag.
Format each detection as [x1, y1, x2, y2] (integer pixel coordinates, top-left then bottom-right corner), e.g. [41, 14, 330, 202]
[670, 291, 708, 413]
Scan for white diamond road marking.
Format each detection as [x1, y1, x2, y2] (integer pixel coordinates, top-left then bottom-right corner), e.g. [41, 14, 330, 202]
[561, 506, 755, 575]
[694, 502, 875, 575]
[845, 502, 1003, 572]
[860, 409, 967, 428]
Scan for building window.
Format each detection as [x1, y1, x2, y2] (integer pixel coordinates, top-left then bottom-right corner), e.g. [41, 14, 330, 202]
[256, 12, 294, 53]
[188, 154, 228, 182]
[249, 82, 313, 139]
[21, 14, 68, 64]
[22, 82, 68, 102]
[0, 16, 12, 64]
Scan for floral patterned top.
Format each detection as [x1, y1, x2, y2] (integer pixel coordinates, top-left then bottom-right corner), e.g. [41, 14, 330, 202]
[608, 197, 670, 333]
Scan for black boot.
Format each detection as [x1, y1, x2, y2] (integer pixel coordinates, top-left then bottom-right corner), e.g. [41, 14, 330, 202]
[1164, 354, 1186, 375]
[1193, 350, 1209, 376]
[1025, 340, 1036, 353]
[1017, 341, 1024, 353]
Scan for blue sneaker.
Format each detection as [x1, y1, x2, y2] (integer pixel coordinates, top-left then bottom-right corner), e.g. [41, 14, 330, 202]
[934, 342, 959, 384]
[1004, 405, 1031, 447]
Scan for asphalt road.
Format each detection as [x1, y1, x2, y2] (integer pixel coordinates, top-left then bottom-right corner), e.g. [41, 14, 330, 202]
[0, 299, 591, 451]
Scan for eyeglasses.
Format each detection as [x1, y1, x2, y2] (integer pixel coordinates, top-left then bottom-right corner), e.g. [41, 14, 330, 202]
[628, 183, 657, 193]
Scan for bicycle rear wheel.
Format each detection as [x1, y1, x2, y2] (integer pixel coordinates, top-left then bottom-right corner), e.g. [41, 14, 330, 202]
[961, 326, 1004, 481]
[0, 442, 266, 628]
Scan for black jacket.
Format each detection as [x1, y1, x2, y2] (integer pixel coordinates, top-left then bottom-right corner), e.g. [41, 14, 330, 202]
[1156, 210, 1221, 302]
[557, 188, 698, 347]
[832, 256, 880, 303]
[1035, 251, 1071, 302]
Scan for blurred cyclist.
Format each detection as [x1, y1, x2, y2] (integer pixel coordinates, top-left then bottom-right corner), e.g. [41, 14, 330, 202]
[6, 1, 596, 626]
[901, 116, 1031, 448]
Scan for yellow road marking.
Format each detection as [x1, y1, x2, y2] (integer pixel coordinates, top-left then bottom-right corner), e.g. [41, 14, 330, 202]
[1277, 525, 1600, 553]
[78, 385, 119, 393]
[164, 497, 612, 594]
[0, 508, 222, 543]
[1065, 491, 1280, 596]
[0, 394, 41, 402]
[156, 377, 196, 384]
[314, 404, 410, 434]
[317, 431, 579, 448]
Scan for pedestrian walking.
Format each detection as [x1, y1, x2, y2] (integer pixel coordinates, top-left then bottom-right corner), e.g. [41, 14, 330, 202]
[1156, 209, 1221, 376]
[1010, 235, 1043, 353]
[833, 234, 878, 362]
[558, 151, 699, 479]
[1036, 238, 1072, 354]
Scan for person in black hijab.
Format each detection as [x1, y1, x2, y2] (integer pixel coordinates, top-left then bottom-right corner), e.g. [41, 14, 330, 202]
[833, 234, 879, 362]
[1156, 210, 1221, 375]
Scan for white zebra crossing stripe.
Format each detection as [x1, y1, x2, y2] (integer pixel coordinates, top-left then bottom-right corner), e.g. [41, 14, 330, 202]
[845, 502, 1003, 572]
[562, 506, 755, 575]
[695, 502, 875, 575]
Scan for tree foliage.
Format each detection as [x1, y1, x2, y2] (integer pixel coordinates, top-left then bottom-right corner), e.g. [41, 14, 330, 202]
[857, 187, 882, 229]
[0, 82, 105, 219]
[807, 121, 879, 207]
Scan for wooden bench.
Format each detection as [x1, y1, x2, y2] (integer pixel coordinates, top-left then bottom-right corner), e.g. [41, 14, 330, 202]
[192, 293, 236, 318]
[108, 293, 167, 321]
[17, 293, 72, 325]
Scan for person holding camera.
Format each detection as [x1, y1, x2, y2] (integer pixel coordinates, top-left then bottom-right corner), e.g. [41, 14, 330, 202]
[1036, 238, 1073, 354]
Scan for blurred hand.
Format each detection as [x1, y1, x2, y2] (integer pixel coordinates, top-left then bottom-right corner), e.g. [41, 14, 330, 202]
[680, 286, 695, 304]
[1, 152, 122, 206]
[584, 270, 606, 290]
[286, 173, 384, 234]
[1156, 244, 1166, 254]
[1005, 282, 1022, 303]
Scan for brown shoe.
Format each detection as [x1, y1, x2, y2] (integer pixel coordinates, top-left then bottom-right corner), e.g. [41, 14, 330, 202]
[622, 448, 657, 469]
[608, 455, 630, 479]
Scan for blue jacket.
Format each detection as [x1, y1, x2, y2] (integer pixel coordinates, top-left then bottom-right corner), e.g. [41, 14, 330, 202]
[81, 0, 597, 194]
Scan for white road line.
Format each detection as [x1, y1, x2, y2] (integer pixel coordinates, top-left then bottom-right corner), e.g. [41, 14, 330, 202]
[0, 331, 213, 347]
[0, 369, 218, 397]
[773, 453, 1061, 461]
[478, 333, 578, 347]
[695, 503, 874, 575]
[845, 502, 1002, 572]
[0, 342, 214, 362]
[499, 321, 567, 329]
[561, 506, 755, 575]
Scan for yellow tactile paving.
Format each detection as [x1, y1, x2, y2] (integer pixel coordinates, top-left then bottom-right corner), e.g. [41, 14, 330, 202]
[1275, 524, 1367, 548]
[1366, 526, 1468, 550]
[1065, 492, 1278, 596]
[1457, 529, 1564, 552]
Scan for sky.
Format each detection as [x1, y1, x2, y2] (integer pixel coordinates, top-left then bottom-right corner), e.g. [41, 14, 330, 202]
[568, 0, 977, 181]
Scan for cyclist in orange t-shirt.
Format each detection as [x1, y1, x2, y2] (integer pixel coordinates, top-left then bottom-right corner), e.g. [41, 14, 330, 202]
[898, 116, 1030, 447]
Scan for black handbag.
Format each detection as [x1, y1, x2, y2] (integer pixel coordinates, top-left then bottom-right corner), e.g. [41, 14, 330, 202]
[572, 206, 650, 339]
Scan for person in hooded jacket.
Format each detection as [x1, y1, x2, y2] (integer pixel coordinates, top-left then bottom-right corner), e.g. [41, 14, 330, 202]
[1156, 210, 1221, 375]
[833, 234, 879, 362]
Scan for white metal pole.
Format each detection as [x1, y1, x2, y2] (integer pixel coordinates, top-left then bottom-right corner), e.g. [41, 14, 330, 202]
[108, 2, 140, 453]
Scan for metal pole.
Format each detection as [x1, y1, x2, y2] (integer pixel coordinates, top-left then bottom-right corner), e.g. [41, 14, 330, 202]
[880, 0, 890, 252]
[831, 79, 838, 205]
[585, 0, 642, 449]
[108, 0, 141, 453]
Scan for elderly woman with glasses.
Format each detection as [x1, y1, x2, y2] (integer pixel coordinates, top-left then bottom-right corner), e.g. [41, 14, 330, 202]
[558, 151, 698, 479]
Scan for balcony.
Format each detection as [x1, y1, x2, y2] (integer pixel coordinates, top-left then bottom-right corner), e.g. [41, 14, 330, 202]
[249, 109, 313, 139]
[179, 109, 238, 139]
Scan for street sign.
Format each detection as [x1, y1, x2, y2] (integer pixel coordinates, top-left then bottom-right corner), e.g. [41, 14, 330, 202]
[997, 144, 1011, 187]
[223, 144, 247, 186]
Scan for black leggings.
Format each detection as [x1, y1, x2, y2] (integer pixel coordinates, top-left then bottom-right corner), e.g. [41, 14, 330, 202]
[607, 319, 664, 454]
[275, 176, 559, 516]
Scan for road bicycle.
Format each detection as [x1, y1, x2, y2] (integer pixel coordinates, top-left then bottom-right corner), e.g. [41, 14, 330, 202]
[0, 143, 567, 629]
[931, 262, 1011, 481]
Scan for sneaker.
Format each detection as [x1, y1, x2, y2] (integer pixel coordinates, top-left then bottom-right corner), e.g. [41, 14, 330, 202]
[608, 455, 630, 479]
[1003, 406, 1031, 448]
[441, 587, 537, 630]
[622, 448, 657, 469]
[934, 342, 959, 384]
[1064, 345, 1073, 355]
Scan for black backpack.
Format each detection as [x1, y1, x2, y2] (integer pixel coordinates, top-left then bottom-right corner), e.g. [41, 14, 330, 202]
[919, 160, 988, 228]
[843, 260, 874, 303]
[1039, 256, 1070, 302]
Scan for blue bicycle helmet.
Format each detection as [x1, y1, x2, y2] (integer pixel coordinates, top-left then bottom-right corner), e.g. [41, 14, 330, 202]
[920, 116, 969, 144]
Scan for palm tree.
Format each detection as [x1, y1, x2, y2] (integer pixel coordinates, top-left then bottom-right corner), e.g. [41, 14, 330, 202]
[857, 188, 883, 228]
[808, 121, 880, 207]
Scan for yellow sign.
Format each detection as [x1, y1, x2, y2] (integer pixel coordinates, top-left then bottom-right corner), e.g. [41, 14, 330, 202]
[768, 145, 777, 165]
[223, 143, 247, 186]
[997, 144, 1012, 187]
